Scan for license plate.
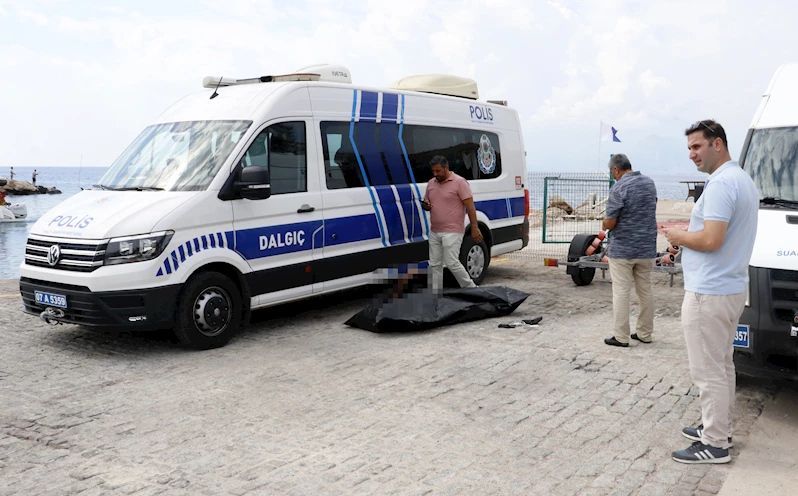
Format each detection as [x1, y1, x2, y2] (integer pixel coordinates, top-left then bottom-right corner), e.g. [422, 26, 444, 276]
[35, 291, 67, 308]
[733, 324, 750, 348]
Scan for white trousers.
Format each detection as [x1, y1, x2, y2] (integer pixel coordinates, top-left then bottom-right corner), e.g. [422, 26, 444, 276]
[428, 231, 476, 292]
[681, 291, 747, 449]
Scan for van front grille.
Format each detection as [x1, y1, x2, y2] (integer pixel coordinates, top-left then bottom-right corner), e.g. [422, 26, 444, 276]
[24, 235, 108, 273]
[770, 269, 798, 324]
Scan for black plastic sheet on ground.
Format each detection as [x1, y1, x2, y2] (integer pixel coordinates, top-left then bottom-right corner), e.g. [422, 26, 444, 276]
[345, 286, 531, 333]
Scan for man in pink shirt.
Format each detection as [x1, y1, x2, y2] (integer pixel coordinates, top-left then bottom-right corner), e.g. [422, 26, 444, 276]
[422, 155, 482, 292]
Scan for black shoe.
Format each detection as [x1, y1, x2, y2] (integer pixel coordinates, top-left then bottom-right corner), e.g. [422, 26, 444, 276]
[672, 441, 730, 464]
[604, 337, 628, 347]
[682, 424, 733, 447]
[631, 333, 652, 343]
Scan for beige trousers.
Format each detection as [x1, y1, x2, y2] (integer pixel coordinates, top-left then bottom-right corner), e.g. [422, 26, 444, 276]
[608, 258, 655, 344]
[681, 291, 747, 449]
[428, 232, 476, 292]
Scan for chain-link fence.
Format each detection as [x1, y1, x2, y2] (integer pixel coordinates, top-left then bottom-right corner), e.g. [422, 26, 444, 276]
[505, 171, 612, 262]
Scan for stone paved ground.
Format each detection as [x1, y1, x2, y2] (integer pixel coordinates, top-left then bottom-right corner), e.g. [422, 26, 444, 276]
[0, 259, 781, 495]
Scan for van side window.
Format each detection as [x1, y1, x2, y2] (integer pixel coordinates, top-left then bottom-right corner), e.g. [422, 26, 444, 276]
[321, 122, 366, 189]
[320, 121, 501, 189]
[405, 126, 502, 182]
[240, 122, 307, 195]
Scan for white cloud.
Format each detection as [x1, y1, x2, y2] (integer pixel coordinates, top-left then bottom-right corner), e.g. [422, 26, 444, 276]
[18, 8, 49, 25]
[548, 0, 575, 20]
[638, 70, 670, 98]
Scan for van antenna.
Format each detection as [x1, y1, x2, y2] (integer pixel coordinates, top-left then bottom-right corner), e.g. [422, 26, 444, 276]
[210, 76, 223, 99]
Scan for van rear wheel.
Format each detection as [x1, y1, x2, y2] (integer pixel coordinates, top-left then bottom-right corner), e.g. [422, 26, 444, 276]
[460, 232, 490, 285]
[174, 272, 241, 350]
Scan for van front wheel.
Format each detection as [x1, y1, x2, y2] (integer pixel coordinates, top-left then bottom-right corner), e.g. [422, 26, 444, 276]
[174, 272, 241, 350]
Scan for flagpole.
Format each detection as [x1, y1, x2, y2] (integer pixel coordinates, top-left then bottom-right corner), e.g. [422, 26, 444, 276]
[597, 121, 602, 172]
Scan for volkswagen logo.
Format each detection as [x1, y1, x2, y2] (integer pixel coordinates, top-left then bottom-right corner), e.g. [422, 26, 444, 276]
[47, 244, 61, 266]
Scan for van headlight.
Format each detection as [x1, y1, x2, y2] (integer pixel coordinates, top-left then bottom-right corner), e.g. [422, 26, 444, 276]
[104, 231, 174, 265]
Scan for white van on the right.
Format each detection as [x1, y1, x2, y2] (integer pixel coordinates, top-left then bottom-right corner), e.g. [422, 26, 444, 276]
[736, 62, 798, 379]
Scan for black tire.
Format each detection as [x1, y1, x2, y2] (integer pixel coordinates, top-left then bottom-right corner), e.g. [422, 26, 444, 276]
[571, 267, 595, 286]
[460, 232, 490, 285]
[174, 272, 242, 350]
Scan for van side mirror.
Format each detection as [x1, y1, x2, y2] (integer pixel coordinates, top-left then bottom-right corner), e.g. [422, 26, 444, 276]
[235, 166, 271, 200]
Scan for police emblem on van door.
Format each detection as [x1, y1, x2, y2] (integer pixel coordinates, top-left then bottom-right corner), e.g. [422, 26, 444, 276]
[477, 134, 496, 174]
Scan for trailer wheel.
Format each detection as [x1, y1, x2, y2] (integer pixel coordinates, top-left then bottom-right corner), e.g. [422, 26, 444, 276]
[174, 272, 241, 350]
[571, 267, 595, 286]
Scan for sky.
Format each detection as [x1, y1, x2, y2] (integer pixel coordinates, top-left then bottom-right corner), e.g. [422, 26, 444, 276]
[0, 0, 795, 174]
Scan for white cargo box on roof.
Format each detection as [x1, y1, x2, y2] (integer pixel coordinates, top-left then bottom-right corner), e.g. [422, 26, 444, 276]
[389, 74, 479, 100]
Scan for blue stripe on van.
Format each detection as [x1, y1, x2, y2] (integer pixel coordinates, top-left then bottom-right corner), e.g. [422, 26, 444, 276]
[235, 220, 323, 260]
[399, 94, 430, 238]
[475, 199, 510, 220]
[382, 93, 398, 123]
[155, 198, 523, 277]
[395, 184, 423, 242]
[473, 198, 524, 220]
[324, 213, 381, 247]
[157, 230, 239, 277]
[379, 122, 410, 184]
[510, 197, 525, 217]
[356, 121, 390, 186]
[351, 90, 387, 247]
[360, 90, 378, 123]
[355, 120, 406, 245]
[374, 186, 407, 245]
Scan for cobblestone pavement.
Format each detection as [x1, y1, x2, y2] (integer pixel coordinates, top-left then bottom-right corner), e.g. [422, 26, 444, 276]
[0, 259, 781, 495]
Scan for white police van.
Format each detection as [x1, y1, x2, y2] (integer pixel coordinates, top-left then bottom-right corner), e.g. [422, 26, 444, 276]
[19, 64, 530, 349]
[737, 62, 798, 378]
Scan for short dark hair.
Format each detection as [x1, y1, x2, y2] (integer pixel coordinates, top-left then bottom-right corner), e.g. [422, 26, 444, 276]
[685, 119, 728, 149]
[430, 155, 448, 168]
[608, 154, 632, 172]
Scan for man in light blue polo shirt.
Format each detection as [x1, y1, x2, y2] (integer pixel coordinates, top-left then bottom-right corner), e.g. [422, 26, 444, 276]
[664, 119, 758, 465]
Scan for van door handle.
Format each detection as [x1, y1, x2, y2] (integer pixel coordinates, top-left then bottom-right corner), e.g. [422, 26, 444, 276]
[297, 205, 315, 213]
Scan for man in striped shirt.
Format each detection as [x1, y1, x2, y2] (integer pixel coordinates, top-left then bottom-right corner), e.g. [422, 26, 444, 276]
[602, 154, 659, 348]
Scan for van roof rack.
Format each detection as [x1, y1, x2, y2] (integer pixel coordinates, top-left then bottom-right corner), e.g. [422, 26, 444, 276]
[202, 64, 352, 88]
[388, 74, 479, 100]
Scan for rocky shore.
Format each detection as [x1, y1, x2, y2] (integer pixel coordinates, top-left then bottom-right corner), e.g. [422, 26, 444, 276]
[0, 178, 61, 195]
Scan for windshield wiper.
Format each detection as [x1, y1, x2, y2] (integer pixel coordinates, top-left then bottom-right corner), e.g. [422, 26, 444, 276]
[92, 184, 111, 190]
[113, 186, 165, 191]
[761, 196, 798, 207]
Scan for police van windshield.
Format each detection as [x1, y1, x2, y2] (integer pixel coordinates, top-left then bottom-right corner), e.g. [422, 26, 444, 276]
[96, 120, 252, 192]
[744, 126, 798, 203]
